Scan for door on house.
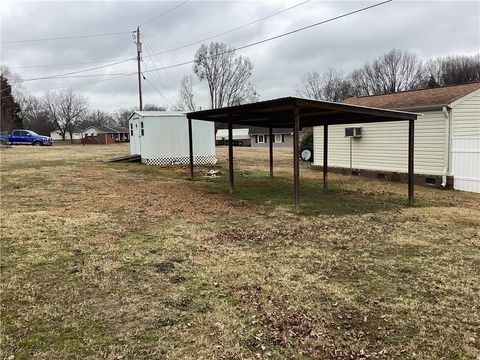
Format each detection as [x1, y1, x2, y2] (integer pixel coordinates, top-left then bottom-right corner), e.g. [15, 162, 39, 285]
[451, 137, 480, 193]
[130, 118, 141, 155]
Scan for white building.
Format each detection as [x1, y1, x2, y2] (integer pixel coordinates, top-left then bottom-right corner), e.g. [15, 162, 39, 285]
[313, 82, 480, 193]
[50, 130, 82, 140]
[216, 128, 251, 146]
[129, 111, 216, 165]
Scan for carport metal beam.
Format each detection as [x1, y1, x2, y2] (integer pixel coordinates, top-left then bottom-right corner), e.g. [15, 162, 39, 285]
[293, 105, 300, 213]
[187, 97, 418, 213]
[228, 122, 234, 193]
[269, 127, 273, 178]
[188, 116, 194, 180]
[324, 125, 328, 191]
[408, 119, 414, 205]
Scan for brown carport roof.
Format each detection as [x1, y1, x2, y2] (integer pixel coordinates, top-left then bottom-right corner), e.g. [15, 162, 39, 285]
[186, 97, 418, 212]
[187, 96, 417, 128]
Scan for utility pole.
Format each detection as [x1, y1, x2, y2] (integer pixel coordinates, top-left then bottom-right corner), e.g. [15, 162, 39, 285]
[135, 26, 143, 111]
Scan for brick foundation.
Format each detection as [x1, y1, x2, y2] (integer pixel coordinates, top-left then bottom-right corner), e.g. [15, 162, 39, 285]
[311, 165, 453, 189]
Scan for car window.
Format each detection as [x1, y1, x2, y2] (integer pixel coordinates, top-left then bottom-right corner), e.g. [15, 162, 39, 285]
[12, 131, 21, 136]
[20, 131, 30, 136]
[28, 131, 39, 136]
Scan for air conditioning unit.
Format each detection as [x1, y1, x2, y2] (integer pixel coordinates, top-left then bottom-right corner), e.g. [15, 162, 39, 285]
[353, 127, 363, 138]
[345, 127, 363, 138]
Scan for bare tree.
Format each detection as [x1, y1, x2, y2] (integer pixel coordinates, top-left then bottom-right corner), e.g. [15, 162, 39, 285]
[112, 108, 136, 127]
[193, 42, 258, 109]
[295, 71, 322, 100]
[296, 68, 352, 101]
[175, 74, 196, 111]
[350, 49, 423, 96]
[423, 54, 480, 87]
[79, 110, 115, 129]
[44, 88, 88, 141]
[19, 95, 53, 135]
[143, 103, 166, 111]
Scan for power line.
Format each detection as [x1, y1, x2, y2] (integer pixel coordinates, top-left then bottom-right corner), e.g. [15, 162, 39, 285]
[145, 0, 312, 58]
[141, 34, 178, 106]
[143, 0, 392, 75]
[141, 57, 178, 107]
[29, 72, 134, 80]
[1, 31, 134, 44]
[18, 58, 135, 82]
[142, 34, 176, 84]
[139, 0, 190, 27]
[7, 0, 308, 70]
[142, 73, 176, 109]
[28, 73, 136, 93]
[9, 59, 133, 69]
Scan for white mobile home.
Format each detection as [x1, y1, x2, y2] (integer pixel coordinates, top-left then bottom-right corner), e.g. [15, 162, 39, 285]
[313, 82, 480, 192]
[50, 130, 82, 141]
[129, 111, 216, 165]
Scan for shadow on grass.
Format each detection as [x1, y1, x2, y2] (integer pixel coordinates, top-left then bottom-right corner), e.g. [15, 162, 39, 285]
[198, 170, 408, 215]
[109, 162, 412, 215]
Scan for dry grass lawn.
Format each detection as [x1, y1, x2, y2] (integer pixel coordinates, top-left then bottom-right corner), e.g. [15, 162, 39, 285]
[1, 143, 479, 359]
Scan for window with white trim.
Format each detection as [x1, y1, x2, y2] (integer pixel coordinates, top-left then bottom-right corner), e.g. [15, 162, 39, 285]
[256, 135, 265, 143]
[274, 134, 284, 143]
[140, 122, 144, 136]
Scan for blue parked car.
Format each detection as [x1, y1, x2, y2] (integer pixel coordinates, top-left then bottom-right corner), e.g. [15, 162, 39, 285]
[0, 130, 53, 146]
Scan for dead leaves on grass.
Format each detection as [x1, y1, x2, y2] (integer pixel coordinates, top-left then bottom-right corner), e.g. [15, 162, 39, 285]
[238, 286, 389, 359]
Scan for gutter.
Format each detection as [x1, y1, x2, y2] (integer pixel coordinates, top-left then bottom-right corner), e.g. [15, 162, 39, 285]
[393, 104, 448, 112]
[441, 105, 452, 187]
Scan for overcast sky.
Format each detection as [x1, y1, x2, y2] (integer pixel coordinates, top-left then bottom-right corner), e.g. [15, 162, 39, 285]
[1, 0, 479, 112]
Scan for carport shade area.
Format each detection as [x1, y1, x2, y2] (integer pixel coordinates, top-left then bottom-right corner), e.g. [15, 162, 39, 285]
[187, 97, 418, 212]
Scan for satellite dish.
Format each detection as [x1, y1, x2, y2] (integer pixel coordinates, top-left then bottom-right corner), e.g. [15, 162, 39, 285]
[301, 149, 311, 161]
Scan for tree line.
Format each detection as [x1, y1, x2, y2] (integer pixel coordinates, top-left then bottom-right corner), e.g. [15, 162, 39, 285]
[1, 66, 166, 139]
[295, 49, 480, 101]
[2, 46, 478, 136]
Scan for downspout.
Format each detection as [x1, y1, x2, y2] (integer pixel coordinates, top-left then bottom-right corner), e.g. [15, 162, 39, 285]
[441, 106, 452, 187]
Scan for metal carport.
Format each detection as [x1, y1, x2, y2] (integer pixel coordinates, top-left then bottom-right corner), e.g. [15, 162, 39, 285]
[187, 97, 419, 212]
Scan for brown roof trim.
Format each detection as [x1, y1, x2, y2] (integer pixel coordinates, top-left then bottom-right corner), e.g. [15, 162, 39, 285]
[344, 82, 480, 110]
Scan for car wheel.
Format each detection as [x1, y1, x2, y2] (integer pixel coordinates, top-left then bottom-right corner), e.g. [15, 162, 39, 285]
[0, 139, 8, 145]
[33, 141, 42, 146]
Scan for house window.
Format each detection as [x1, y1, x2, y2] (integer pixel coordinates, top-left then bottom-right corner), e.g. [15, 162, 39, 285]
[274, 134, 284, 143]
[140, 122, 144, 136]
[130, 123, 133, 136]
[256, 135, 265, 143]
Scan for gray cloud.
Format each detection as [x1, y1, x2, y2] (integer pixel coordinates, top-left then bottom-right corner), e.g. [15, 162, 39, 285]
[2, 0, 479, 111]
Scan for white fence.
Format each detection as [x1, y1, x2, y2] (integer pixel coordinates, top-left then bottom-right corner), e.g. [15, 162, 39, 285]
[451, 137, 480, 193]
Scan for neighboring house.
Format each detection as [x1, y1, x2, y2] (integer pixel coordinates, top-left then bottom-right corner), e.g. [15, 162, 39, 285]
[129, 111, 216, 165]
[50, 130, 82, 141]
[81, 125, 129, 144]
[249, 127, 295, 148]
[313, 82, 480, 192]
[216, 128, 251, 146]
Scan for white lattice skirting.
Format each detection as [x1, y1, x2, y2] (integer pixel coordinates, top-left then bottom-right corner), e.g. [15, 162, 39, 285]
[145, 155, 217, 166]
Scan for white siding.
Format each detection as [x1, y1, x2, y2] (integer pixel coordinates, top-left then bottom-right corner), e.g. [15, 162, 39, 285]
[452, 90, 480, 138]
[451, 138, 480, 192]
[129, 112, 216, 165]
[313, 110, 447, 175]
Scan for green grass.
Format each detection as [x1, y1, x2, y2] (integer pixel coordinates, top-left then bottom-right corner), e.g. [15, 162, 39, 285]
[197, 169, 408, 215]
[1, 144, 479, 359]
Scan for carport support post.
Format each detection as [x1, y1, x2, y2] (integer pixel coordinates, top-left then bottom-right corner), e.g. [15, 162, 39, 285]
[228, 122, 234, 193]
[408, 119, 414, 205]
[188, 116, 194, 180]
[293, 105, 300, 213]
[269, 127, 273, 177]
[323, 124, 328, 191]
